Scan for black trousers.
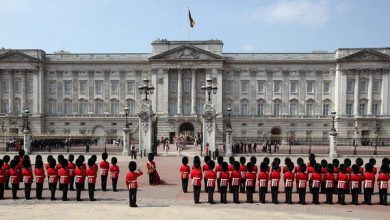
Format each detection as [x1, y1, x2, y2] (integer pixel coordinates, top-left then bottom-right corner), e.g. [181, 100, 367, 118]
[220, 186, 227, 203]
[181, 178, 188, 193]
[204, 179, 208, 192]
[363, 188, 373, 205]
[298, 188, 306, 205]
[60, 184, 68, 201]
[320, 181, 326, 194]
[259, 187, 267, 203]
[271, 186, 278, 204]
[351, 188, 359, 205]
[208, 186, 215, 203]
[112, 178, 118, 191]
[69, 176, 75, 190]
[379, 189, 388, 205]
[309, 180, 313, 193]
[49, 183, 56, 200]
[76, 183, 83, 201]
[88, 183, 95, 201]
[101, 175, 108, 191]
[12, 184, 18, 199]
[326, 188, 333, 204]
[193, 186, 201, 203]
[338, 188, 346, 204]
[217, 179, 221, 192]
[312, 187, 320, 204]
[149, 173, 155, 185]
[129, 189, 137, 206]
[0, 182, 4, 199]
[285, 187, 292, 204]
[246, 186, 254, 203]
[5, 176, 10, 189]
[232, 185, 239, 203]
[240, 178, 246, 193]
[24, 183, 31, 199]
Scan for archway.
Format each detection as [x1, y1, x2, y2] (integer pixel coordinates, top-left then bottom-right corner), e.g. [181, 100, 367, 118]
[94, 126, 105, 145]
[270, 127, 282, 144]
[179, 122, 195, 144]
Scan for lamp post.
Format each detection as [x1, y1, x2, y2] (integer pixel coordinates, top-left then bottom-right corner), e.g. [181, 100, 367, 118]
[354, 126, 358, 155]
[201, 77, 218, 103]
[225, 106, 233, 156]
[122, 107, 131, 156]
[23, 109, 31, 154]
[329, 111, 338, 158]
[288, 131, 292, 154]
[124, 107, 129, 128]
[374, 123, 380, 155]
[201, 77, 218, 156]
[138, 77, 155, 101]
[1, 122, 6, 152]
[226, 106, 232, 129]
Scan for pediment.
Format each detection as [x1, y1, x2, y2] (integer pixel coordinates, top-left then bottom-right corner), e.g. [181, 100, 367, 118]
[0, 51, 39, 62]
[337, 49, 390, 62]
[149, 44, 224, 61]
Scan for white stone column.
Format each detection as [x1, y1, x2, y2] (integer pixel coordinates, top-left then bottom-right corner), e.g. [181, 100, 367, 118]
[191, 69, 196, 115]
[381, 73, 389, 115]
[367, 73, 373, 115]
[353, 74, 359, 116]
[0, 70, 3, 112]
[122, 127, 130, 156]
[21, 69, 27, 111]
[9, 70, 14, 114]
[38, 66, 45, 115]
[225, 127, 233, 156]
[162, 69, 169, 115]
[329, 128, 338, 159]
[334, 65, 341, 115]
[177, 69, 183, 115]
[23, 128, 31, 155]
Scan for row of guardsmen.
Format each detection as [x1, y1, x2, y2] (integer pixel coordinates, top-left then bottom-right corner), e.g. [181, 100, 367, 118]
[180, 154, 390, 205]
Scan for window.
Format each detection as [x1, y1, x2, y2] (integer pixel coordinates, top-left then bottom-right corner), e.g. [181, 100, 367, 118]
[95, 81, 103, 94]
[15, 99, 21, 114]
[347, 80, 353, 93]
[241, 81, 249, 93]
[48, 100, 56, 115]
[2, 80, 9, 93]
[14, 80, 21, 93]
[290, 81, 297, 93]
[64, 81, 72, 94]
[64, 100, 72, 115]
[372, 103, 380, 116]
[79, 100, 88, 115]
[322, 103, 329, 116]
[273, 103, 281, 116]
[274, 81, 281, 93]
[27, 100, 33, 112]
[306, 81, 314, 93]
[1, 100, 9, 113]
[111, 100, 119, 115]
[224, 81, 233, 93]
[197, 99, 204, 114]
[183, 100, 191, 115]
[95, 101, 102, 116]
[48, 81, 56, 93]
[126, 100, 135, 116]
[346, 104, 353, 116]
[257, 81, 265, 93]
[183, 80, 191, 93]
[197, 80, 204, 92]
[359, 81, 367, 92]
[27, 80, 33, 93]
[306, 102, 315, 116]
[241, 103, 248, 116]
[127, 81, 134, 93]
[111, 81, 119, 94]
[359, 103, 365, 115]
[323, 82, 330, 93]
[257, 103, 264, 116]
[373, 80, 381, 93]
[169, 80, 177, 93]
[80, 81, 87, 94]
[168, 100, 177, 116]
[290, 102, 297, 116]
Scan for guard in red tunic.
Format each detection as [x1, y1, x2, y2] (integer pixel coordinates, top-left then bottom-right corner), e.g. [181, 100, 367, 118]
[245, 162, 256, 203]
[9, 159, 20, 199]
[239, 157, 247, 193]
[350, 164, 362, 205]
[47, 158, 58, 200]
[307, 159, 316, 193]
[91, 155, 99, 174]
[337, 164, 348, 205]
[377, 165, 389, 205]
[100, 153, 109, 191]
[295, 157, 303, 192]
[363, 163, 375, 205]
[2, 155, 11, 190]
[67, 154, 76, 191]
[332, 159, 340, 194]
[228, 156, 235, 193]
[21, 159, 33, 200]
[86, 158, 97, 201]
[231, 161, 241, 204]
[59, 159, 70, 201]
[78, 155, 86, 190]
[0, 159, 5, 199]
[202, 155, 210, 192]
[215, 156, 223, 192]
[258, 162, 268, 203]
[283, 162, 295, 204]
[356, 158, 364, 194]
[296, 164, 308, 205]
[191, 159, 203, 204]
[110, 157, 120, 192]
[250, 156, 258, 192]
[126, 161, 143, 207]
[180, 157, 191, 193]
[146, 153, 160, 185]
[206, 160, 217, 204]
[311, 163, 322, 204]
[219, 162, 229, 203]
[324, 164, 335, 204]
[344, 158, 352, 194]
[74, 159, 85, 201]
[56, 155, 65, 191]
[368, 158, 377, 174]
[320, 159, 328, 194]
[269, 161, 281, 204]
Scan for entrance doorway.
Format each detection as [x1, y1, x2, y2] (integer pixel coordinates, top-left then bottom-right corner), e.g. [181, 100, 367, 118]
[179, 122, 195, 144]
[270, 127, 282, 144]
[94, 127, 105, 145]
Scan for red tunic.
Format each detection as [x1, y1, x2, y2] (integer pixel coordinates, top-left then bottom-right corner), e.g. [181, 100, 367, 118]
[337, 172, 349, 189]
[350, 173, 363, 189]
[190, 168, 203, 186]
[92, 163, 98, 173]
[205, 170, 217, 187]
[202, 164, 209, 180]
[333, 167, 340, 180]
[45, 163, 50, 171]
[324, 173, 335, 188]
[245, 172, 256, 187]
[67, 162, 76, 177]
[377, 173, 389, 189]
[228, 164, 234, 177]
[269, 170, 281, 187]
[126, 170, 143, 189]
[240, 164, 247, 179]
[215, 164, 222, 179]
[2, 163, 10, 177]
[257, 171, 268, 187]
[146, 161, 157, 173]
[58, 167, 70, 184]
[311, 172, 322, 188]
[47, 167, 58, 184]
[363, 172, 375, 189]
[110, 165, 120, 179]
[0, 168, 5, 183]
[86, 168, 97, 183]
[34, 168, 46, 184]
[99, 160, 109, 176]
[294, 165, 301, 174]
[231, 170, 241, 186]
[179, 164, 190, 179]
[74, 167, 85, 183]
[296, 172, 309, 189]
[9, 168, 19, 184]
[307, 166, 315, 180]
[283, 171, 295, 188]
[219, 171, 230, 187]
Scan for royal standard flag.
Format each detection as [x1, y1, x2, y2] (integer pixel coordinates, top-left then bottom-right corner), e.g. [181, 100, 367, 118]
[189, 10, 195, 28]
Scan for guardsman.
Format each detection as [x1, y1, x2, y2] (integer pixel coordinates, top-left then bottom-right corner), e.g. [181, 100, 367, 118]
[320, 159, 328, 194]
[324, 164, 335, 204]
[206, 160, 217, 204]
[100, 153, 109, 191]
[215, 156, 223, 192]
[307, 154, 316, 167]
[283, 161, 295, 204]
[377, 164, 389, 205]
[239, 157, 247, 193]
[363, 163, 375, 205]
[231, 161, 241, 204]
[59, 159, 70, 201]
[356, 158, 364, 194]
[344, 158, 352, 194]
[56, 155, 65, 191]
[245, 162, 255, 203]
[9, 159, 20, 199]
[78, 155, 87, 190]
[250, 156, 258, 191]
[203, 155, 211, 192]
[269, 161, 281, 204]
[21, 159, 34, 200]
[296, 164, 308, 205]
[311, 163, 322, 204]
[307, 159, 316, 193]
[146, 153, 159, 185]
[332, 159, 340, 194]
[110, 157, 120, 192]
[47, 158, 58, 200]
[295, 157, 303, 192]
[228, 156, 235, 193]
[126, 161, 143, 207]
[258, 162, 268, 203]
[74, 159, 85, 201]
[190, 159, 202, 204]
[91, 155, 99, 174]
[337, 164, 348, 205]
[86, 158, 97, 201]
[180, 156, 191, 193]
[350, 164, 362, 205]
[368, 158, 377, 174]
[2, 155, 11, 190]
[68, 155, 76, 191]
[219, 162, 229, 203]
[0, 159, 4, 199]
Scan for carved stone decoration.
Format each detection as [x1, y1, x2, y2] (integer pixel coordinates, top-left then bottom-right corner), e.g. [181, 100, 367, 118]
[202, 103, 217, 152]
[140, 113, 149, 134]
[176, 48, 199, 59]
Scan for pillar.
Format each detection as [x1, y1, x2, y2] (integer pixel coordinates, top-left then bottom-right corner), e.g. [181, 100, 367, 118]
[177, 69, 182, 115]
[353, 74, 359, 116]
[21, 69, 27, 110]
[38, 66, 45, 115]
[225, 127, 233, 156]
[9, 70, 14, 114]
[381, 73, 389, 115]
[122, 127, 130, 156]
[367, 73, 373, 115]
[329, 127, 338, 159]
[23, 128, 31, 155]
[191, 69, 196, 115]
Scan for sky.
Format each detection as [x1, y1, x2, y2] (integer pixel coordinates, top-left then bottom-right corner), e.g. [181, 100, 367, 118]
[1, 0, 390, 53]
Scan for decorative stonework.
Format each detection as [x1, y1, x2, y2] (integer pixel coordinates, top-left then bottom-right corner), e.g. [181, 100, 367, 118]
[176, 48, 199, 59]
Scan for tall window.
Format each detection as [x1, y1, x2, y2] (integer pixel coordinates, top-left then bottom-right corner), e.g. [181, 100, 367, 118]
[346, 104, 352, 116]
[48, 100, 56, 115]
[14, 80, 21, 93]
[64, 81, 72, 94]
[323, 82, 330, 93]
[2, 80, 9, 92]
[359, 103, 365, 115]
[95, 100, 102, 116]
[306, 81, 314, 93]
[64, 100, 72, 115]
[273, 102, 281, 116]
[273, 81, 281, 93]
[197, 99, 204, 114]
[95, 81, 103, 94]
[168, 100, 177, 116]
[290, 102, 297, 116]
[224, 81, 233, 93]
[48, 81, 56, 94]
[241, 81, 249, 93]
[27, 99, 33, 112]
[306, 102, 315, 116]
[80, 81, 87, 94]
[169, 80, 177, 93]
[372, 103, 380, 116]
[183, 100, 191, 115]
[257, 81, 265, 93]
[373, 80, 381, 93]
[347, 80, 353, 93]
[322, 103, 329, 116]
[126, 99, 135, 116]
[27, 80, 33, 93]
[257, 103, 264, 116]
[290, 81, 297, 93]
[241, 103, 248, 116]
[183, 80, 191, 93]
[127, 81, 134, 93]
[79, 100, 88, 115]
[111, 81, 119, 94]
[111, 100, 119, 115]
[359, 81, 367, 92]
[15, 99, 21, 114]
[1, 100, 9, 113]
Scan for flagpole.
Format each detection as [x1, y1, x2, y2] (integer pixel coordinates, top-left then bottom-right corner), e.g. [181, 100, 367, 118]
[188, 7, 190, 41]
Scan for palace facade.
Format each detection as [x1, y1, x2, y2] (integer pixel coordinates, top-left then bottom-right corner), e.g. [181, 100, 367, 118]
[1, 40, 390, 145]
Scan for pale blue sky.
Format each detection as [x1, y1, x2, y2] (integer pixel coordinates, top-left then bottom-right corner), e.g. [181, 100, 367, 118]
[1, 0, 389, 53]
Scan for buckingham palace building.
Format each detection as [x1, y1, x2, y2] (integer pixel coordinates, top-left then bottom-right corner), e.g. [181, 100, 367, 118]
[1, 39, 390, 146]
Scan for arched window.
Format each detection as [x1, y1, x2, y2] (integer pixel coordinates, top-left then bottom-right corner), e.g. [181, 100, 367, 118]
[48, 99, 57, 115]
[111, 99, 119, 116]
[305, 99, 315, 116]
[64, 99, 72, 115]
[256, 99, 266, 116]
[79, 99, 88, 116]
[240, 99, 249, 117]
[273, 99, 282, 116]
[94, 99, 103, 116]
[289, 99, 298, 116]
[126, 99, 135, 116]
[15, 98, 21, 114]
